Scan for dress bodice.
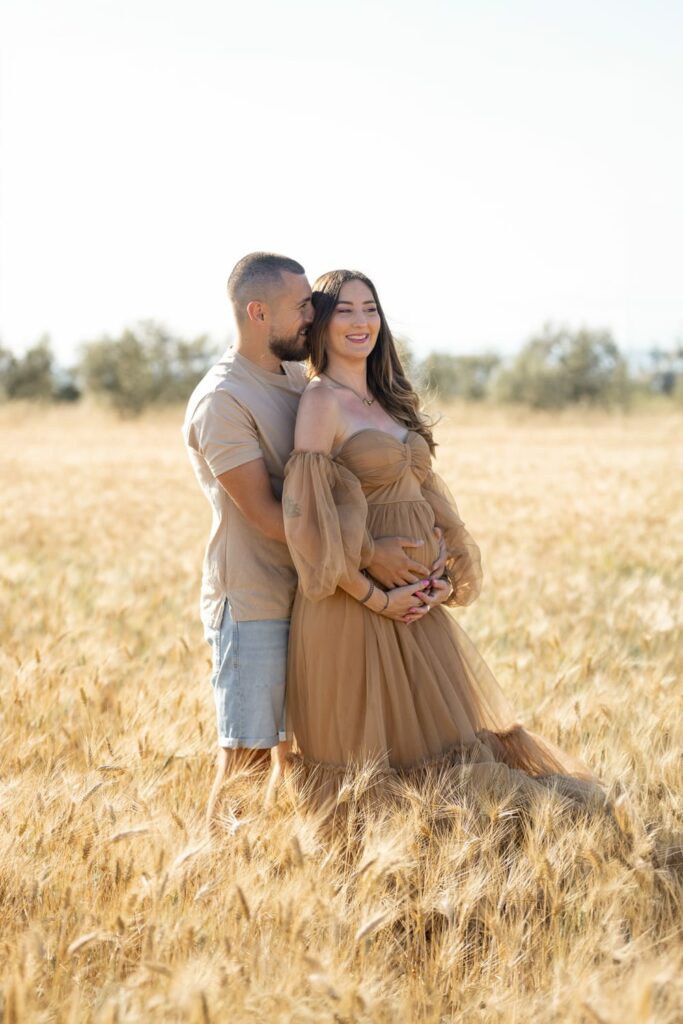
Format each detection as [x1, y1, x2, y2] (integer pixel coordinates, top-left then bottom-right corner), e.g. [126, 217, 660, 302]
[334, 429, 431, 499]
[283, 431, 483, 608]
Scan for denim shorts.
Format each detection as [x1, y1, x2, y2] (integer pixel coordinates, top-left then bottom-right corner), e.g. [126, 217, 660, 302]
[204, 599, 289, 749]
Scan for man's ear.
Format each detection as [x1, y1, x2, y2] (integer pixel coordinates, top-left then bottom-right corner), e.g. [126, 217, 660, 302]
[246, 300, 267, 323]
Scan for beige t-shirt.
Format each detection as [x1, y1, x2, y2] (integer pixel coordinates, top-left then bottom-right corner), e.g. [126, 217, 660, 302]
[183, 349, 307, 627]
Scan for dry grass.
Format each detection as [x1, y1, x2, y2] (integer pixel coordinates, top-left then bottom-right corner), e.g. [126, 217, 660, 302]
[0, 402, 681, 1023]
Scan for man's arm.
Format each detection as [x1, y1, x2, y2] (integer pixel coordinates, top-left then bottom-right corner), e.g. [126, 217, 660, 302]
[216, 459, 286, 544]
[194, 390, 286, 544]
[219, 384, 339, 546]
[214, 462, 448, 576]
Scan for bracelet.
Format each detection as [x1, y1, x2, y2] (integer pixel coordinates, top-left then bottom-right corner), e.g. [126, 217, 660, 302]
[380, 590, 389, 612]
[359, 579, 375, 605]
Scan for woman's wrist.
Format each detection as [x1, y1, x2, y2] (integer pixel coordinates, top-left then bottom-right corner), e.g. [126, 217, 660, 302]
[433, 575, 454, 604]
[367, 586, 389, 614]
[356, 571, 389, 614]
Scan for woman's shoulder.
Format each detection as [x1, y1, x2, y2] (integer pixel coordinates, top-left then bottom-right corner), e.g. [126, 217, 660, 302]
[295, 379, 342, 452]
[299, 379, 343, 415]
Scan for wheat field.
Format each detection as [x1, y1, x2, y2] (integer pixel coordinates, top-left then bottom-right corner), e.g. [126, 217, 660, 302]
[0, 403, 681, 1023]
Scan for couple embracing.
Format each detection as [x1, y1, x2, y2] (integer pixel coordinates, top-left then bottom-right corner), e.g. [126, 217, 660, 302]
[184, 252, 604, 823]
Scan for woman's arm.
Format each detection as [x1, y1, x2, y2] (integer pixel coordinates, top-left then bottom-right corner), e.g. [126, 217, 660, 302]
[292, 388, 432, 621]
[421, 466, 483, 607]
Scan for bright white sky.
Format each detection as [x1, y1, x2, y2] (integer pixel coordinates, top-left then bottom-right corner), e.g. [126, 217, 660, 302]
[1, 0, 681, 363]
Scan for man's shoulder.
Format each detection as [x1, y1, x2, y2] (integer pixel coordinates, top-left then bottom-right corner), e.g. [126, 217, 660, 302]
[183, 351, 249, 436]
[196, 348, 241, 390]
[183, 351, 307, 435]
[282, 360, 307, 390]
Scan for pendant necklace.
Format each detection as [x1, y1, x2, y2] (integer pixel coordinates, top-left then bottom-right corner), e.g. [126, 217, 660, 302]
[322, 372, 375, 406]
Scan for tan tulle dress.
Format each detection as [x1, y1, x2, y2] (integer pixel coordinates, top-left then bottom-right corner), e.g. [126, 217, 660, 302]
[283, 428, 605, 808]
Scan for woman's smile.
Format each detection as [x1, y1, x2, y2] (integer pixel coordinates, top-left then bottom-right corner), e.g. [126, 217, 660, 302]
[325, 279, 381, 359]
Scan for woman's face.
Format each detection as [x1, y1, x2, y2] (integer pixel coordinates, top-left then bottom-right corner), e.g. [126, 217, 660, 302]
[324, 279, 381, 364]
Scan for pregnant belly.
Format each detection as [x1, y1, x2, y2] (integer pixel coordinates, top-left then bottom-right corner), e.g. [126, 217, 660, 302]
[366, 499, 440, 571]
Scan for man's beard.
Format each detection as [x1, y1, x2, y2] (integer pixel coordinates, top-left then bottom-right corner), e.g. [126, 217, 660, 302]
[269, 332, 309, 362]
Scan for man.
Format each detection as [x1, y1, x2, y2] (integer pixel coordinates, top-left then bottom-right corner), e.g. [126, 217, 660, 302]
[183, 252, 442, 827]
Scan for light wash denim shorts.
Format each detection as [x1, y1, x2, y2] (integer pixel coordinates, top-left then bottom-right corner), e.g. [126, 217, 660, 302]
[204, 599, 289, 749]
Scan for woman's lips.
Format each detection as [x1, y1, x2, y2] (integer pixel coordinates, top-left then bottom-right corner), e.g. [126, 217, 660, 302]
[347, 334, 370, 343]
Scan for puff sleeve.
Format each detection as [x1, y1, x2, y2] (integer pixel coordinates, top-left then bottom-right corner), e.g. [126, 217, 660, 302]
[283, 451, 373, 601]
[421, 469, 483, 606]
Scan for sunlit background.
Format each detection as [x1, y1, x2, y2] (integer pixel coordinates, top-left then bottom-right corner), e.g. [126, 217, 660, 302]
[1, 0, 681, 363]
[2, 7, 683, 1018]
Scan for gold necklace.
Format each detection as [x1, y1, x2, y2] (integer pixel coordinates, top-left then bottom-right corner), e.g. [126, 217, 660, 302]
[322, 372, 375, 406]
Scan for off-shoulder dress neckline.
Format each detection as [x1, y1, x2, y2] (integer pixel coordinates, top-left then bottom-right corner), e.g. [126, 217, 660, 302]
[331, 426, 413, 458]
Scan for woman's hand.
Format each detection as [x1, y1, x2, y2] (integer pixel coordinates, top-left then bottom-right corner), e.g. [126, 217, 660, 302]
[401, 577, 453, 624]
[427, 576, 453, 605]
[366, 579, 432, 621]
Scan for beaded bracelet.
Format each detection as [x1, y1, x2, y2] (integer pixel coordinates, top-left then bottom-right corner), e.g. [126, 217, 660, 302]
[359, 581, 390, 612]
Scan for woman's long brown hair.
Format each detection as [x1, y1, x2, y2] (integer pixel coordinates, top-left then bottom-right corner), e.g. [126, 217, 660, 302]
[306, 269, 436, 454]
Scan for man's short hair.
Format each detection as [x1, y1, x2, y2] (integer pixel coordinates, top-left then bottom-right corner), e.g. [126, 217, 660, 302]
[227, 252, 305, 319]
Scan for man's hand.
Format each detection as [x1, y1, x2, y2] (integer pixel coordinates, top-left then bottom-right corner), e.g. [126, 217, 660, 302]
[366, 536, 431, 588]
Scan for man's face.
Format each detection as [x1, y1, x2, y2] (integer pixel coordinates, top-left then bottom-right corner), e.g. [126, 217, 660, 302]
[267, 272, 314, 361]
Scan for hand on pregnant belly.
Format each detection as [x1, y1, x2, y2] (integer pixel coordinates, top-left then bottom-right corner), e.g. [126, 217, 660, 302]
[402, 575, 453, 624]
[367, 526, 443, 588]
[379, 579, 433, 622]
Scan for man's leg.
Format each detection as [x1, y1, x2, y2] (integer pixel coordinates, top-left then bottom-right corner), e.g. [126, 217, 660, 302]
[206, 747, 271, 830]
[205, 604, 290, 826]
[206, 747, 230, 830]
[264, 740, 291, 808]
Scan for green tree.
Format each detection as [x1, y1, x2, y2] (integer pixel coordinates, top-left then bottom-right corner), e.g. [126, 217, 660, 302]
[1, 336, 56, 400]
[646, 343, 683, 396]
[494, 324, 631, 409]
[0, 344, 17, 400]
[420, 352, 501, 400]
[78, 321, 219, 415]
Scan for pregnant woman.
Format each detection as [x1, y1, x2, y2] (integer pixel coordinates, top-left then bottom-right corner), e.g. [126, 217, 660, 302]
[283, 269, 606, 809]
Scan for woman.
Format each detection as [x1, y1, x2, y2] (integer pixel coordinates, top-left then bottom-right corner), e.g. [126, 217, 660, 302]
[282, 269, 606, 809]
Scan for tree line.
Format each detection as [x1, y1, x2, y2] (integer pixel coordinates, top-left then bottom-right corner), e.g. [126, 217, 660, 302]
[1, 321, 682, 414]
